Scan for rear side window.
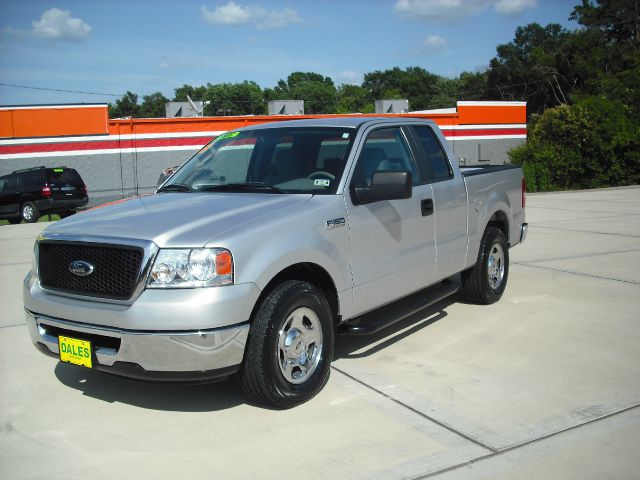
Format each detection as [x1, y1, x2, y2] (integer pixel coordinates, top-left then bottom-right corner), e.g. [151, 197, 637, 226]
[22, 170, 45, 187]
[47, 168, 83, 185]
[413, 126, 452, 182]
[2, 174, 19, 191]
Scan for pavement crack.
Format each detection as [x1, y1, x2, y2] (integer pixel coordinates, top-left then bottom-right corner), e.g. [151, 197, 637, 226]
[0, 323, 26, 329]
[331, 366, 496, 454]
[512, 262, 639, 285]
[410, 403, 640, 479]
[531, 224, 640, 239]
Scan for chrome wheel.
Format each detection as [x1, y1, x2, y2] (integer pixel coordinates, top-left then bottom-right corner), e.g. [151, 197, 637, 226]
[487, 242, 505, 290]
[277, 307, 323, 385]
[22, 204, 34, 221]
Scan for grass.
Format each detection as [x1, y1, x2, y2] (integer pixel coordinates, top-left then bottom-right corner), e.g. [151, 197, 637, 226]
[0, 214, 61, 226]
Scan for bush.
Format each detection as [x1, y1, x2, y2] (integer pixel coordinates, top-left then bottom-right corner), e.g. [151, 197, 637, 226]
[509, 96, 640, 191]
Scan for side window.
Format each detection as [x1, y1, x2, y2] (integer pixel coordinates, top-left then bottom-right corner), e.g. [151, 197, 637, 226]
[413, 126, 453, 182]
[4, 175, 19, 191]
[0, 178, 6, 191]
[351, 127, 419, 188]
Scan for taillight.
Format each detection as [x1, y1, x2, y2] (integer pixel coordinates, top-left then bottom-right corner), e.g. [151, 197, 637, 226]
[42, 185, 51, 197]
[521, 178, 526, 208]
[82, 185, 88, 194]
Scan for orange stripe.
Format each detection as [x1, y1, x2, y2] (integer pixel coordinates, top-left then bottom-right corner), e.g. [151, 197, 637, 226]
[1, 104, 526, 139]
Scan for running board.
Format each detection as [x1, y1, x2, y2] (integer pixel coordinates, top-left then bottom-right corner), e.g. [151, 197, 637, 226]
[338, 280, 459, 336]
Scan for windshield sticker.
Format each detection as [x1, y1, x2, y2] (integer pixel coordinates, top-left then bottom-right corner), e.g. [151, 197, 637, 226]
[214, 131, 240, 143]
[314, 179, 331, 187]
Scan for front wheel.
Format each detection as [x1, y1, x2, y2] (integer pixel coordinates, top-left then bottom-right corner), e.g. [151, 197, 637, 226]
[461, 227, 509, 304]
[240, 280, 334, 408]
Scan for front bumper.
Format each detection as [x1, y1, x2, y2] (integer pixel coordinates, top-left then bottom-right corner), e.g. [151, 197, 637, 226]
[24, 272, 260, 381]
[25, 309, 249, 382]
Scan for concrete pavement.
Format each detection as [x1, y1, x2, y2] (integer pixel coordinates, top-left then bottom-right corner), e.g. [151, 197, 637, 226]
[1, 187, 639, 479]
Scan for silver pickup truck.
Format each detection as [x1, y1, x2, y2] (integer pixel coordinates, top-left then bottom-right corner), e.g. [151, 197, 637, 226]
[24, 117, 527, 408]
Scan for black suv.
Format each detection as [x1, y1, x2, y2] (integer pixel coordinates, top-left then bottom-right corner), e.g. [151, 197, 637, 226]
[0, 166, 88, 224]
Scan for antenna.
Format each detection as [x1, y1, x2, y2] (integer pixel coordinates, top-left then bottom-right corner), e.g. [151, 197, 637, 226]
[186, 95, 202, 116]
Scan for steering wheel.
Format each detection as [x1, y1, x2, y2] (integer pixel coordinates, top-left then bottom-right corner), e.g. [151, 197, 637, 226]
[307, 171, 335, 180]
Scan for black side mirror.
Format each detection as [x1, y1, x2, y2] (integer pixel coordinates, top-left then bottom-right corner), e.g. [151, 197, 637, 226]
[351, 171, 412, 205]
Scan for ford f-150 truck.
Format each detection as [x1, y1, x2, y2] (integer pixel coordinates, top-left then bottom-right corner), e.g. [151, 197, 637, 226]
[24, 117, 527, 408]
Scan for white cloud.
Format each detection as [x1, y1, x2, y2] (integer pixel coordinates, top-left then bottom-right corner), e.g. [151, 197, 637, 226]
[335, 70, 363, 85]
[393, 0, 537, 21]
[393, 0, 490, 21]
[494, 0, 537, 15]
[31, 8, 91, 42]
[422, 34, 447, 52]
[201, 2, 301, 29]
[259, 8, 301, 30]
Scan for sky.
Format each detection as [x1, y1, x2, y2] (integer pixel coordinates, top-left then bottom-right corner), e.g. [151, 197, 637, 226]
[0, 0, 579, 106]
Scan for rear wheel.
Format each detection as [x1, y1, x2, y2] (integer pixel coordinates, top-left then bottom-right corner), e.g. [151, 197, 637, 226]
[240, 280, 334, 408]
[21, 202, 40, 223]
[461, 227, 509, 304]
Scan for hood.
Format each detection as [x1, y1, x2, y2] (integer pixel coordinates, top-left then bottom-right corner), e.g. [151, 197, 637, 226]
[44, 192, 312, 247]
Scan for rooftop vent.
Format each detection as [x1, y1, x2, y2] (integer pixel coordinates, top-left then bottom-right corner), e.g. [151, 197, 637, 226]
[375, 99, 409, 114]
[268, 100, 304, 115]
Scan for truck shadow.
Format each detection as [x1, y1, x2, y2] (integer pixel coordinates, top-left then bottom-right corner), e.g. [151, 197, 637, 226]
[334, 294, 459, 360]
[53, 293, 461, 412]
[54, 363, 245, 412]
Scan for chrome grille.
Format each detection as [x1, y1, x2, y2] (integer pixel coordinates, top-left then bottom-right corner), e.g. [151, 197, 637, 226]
[39, 242, 144, 300]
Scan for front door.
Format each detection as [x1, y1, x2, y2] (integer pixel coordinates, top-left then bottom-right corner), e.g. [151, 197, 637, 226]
[345, 126, 437, 315]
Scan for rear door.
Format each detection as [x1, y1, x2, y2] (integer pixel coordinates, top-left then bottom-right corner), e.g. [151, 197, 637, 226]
[46, 168, 85, 200]
[409, 125, 468, 279]
[345, 125, 437, 314]
[0, 174, 20, 215]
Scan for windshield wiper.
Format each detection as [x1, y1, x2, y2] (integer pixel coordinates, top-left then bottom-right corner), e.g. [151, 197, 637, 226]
[200, 182, 285, 194]
[157, 183, 192, 193]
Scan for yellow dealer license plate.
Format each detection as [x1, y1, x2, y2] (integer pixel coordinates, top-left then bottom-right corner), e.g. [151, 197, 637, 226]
[58, 335, 93, 369]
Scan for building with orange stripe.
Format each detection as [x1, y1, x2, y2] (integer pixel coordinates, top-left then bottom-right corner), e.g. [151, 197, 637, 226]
[0, 101, 526, 206]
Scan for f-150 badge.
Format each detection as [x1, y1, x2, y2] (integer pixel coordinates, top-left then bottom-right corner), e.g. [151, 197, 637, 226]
[325, 217, 346, 230]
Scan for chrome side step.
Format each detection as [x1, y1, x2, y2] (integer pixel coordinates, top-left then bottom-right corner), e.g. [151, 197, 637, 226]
[338, 279, 459, 336]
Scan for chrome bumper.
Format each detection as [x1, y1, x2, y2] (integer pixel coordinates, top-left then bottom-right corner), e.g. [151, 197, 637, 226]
[520, 223, 528, 245]
[25, 309, 249, 381]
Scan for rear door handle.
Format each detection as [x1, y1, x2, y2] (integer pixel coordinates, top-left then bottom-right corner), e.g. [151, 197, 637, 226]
[421, 198, 434, 216]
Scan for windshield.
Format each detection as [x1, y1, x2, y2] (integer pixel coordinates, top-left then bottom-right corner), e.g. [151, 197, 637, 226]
[160, 126, 355, 194]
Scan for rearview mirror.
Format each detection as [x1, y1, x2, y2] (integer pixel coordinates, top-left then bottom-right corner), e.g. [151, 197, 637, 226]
[351, 171, 412, 206]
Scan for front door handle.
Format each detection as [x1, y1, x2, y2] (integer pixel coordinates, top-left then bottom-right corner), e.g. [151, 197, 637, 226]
[421, 198, 434, 216]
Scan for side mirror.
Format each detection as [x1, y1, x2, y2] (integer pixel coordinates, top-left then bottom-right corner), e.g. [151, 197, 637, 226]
[351, 171, 412, 206]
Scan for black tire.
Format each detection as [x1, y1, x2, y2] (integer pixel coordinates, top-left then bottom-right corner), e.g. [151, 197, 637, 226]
[59, 210, 76, 219]
[240, 280, 334, 409]
[21, 202, 40, 223]
[7, 217, 21, 225]
[461, 227, 509, 305]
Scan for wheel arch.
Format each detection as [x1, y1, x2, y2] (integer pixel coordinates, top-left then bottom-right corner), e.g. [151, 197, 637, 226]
[250, 262, 340, 325]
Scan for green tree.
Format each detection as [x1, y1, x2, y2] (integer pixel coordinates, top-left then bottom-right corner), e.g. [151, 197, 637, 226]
[109, 91, 140, 118]
[335, 84, 374, 113]
[265, 72, 338, 114]
[457, 70, 489, 101]
[487, 23, 576, 115]
[362, 66, 455, 110]
[140, 92, 169, 118]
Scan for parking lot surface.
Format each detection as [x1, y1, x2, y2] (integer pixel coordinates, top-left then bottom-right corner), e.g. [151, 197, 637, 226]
[1, 187, 639, 479]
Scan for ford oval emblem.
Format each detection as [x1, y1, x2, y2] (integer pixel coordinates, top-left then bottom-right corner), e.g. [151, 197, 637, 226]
[69, 260, 94, 277]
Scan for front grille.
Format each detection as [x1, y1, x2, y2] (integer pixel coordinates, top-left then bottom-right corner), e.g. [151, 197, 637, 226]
[39, 242, 144, 300]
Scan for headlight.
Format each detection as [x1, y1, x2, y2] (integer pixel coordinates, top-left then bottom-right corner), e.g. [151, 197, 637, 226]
[147, 248, 233, 288]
